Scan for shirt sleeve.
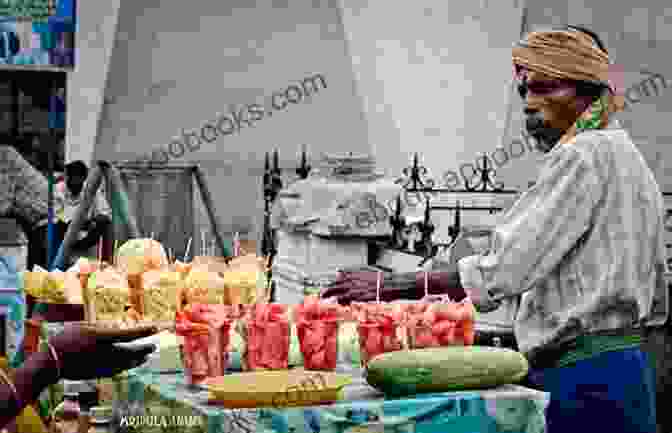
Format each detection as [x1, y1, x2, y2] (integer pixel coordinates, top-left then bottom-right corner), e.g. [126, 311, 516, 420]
[477, 143, 601, 300]
[9, 147, 49, 226]
[94, 184, 112, 218]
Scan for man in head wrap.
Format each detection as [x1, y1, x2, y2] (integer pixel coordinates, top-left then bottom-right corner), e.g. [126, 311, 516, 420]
[456, 26, 663, 433]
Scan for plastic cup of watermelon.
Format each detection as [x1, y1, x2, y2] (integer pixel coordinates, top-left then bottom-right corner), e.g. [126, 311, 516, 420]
[180, 320, 233, 386]
[297, 319, 340, 371]
[214, 320, 233, 371]
[241, 320, 290, 371]
[407, 320, 462, 349]
[357, 322, 403, 367]
[181, 329, 211, 386]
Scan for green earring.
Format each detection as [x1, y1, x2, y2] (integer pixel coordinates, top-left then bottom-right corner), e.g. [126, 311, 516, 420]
[576, 96, 606, 132]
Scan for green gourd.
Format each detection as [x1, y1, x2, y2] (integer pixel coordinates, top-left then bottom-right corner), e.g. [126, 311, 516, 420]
[365, 346, 529, 397]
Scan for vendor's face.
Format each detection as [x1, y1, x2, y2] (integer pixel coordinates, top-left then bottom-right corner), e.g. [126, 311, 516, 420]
[520, 69, 591, 152]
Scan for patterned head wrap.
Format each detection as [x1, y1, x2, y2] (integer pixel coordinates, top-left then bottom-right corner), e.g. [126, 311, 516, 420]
[512, 28, 625, 141]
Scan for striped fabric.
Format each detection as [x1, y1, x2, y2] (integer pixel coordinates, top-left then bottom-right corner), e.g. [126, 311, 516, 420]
[461, 120, 668, 362]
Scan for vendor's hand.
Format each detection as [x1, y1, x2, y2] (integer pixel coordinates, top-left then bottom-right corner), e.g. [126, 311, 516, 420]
[48, 324, 157, 381]
[458, 256, 501, 313]
[470, 293, 502, 314]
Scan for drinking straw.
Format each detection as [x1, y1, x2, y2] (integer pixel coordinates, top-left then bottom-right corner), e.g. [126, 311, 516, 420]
[113, 239, 119, 266]
[376, 271, 382, 304]
[424, 271, 429, 298]
[233, 232, 240, 257]
[150, 232, 154, 240]
[184, 237, 192, 262]
[97, 239, 103, 267]
[201, 230, 206, 256]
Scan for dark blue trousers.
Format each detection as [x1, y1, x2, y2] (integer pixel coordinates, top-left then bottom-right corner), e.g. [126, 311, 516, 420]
[527, 348, 657, 433]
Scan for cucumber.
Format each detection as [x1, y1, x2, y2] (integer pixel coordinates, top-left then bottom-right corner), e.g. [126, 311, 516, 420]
[365, 346, 528, 396]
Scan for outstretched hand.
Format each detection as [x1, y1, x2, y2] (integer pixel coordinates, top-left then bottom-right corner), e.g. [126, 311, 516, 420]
[48, 324, 157, 381]
[458, 256, 502, 313]
[468, 291, 503, 313]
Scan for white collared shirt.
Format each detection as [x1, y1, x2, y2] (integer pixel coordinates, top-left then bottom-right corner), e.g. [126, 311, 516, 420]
[55, 180, 111, 223]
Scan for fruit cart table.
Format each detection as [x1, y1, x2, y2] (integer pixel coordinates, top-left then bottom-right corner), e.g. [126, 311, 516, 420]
[124, 367, 549, 433]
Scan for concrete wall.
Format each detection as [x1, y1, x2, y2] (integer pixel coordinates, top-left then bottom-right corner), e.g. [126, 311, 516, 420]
[65, 0, 120, 164]
[337, 0, 672, 191]
[339, 0, 533, 190]
[95, 0, 370, 244]
[84, 0, 672, 246]
[565, 0, 672, 191]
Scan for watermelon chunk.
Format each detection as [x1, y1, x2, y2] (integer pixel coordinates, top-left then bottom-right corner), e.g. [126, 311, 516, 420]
[358, 322, 402, 366]
[242, 305, 290, 370]
[298, 320, 339, 370]
[406, 299, 476, 349]
[295, 297, 343, 370]
[177, 304, 233, 385]
[432, 303, 461, 322]
[414, 329, 435, 348]
[352, 303, 404, 366]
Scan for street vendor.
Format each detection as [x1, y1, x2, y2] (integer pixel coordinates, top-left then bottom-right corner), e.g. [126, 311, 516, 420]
[53, 160, 113, 264]
[457, 26, 664, 433]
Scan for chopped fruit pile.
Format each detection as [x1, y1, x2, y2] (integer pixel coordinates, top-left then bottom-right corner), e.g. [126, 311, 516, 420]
[175, 304, 235, 385]
[241, 303, 290, 371]
[353, 303, 404, 366]
[294, 296, 343, 370]
[405, 301, 476, 349]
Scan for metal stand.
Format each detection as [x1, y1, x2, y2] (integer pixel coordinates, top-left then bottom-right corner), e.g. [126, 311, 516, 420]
[295, 147, 311, 180]
[389, 195, 405, 248]
[464, 153, 504, 192]
[54, 161, 231, 269]
[420, 196, 435, 256]
[260, 148, 311, 300]
[262, 150, 284, 300]
[397, 153, 435, 190]
[52, 161, 141, 269]
[192, 165, 230, 259]
[387, 153, 520, 262]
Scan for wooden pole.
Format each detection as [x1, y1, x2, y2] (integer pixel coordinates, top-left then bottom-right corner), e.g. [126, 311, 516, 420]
[51, 165, 104, 269]
[104, 163, 141, 238]
[192, 166, 230, 257]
